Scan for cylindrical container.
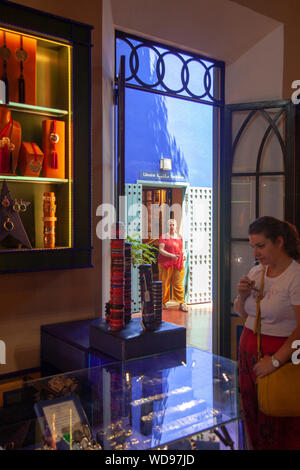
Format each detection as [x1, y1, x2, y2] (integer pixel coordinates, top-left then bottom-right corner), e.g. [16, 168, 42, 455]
[110, 238, 125, 331]
[138, 264, 156, 331]
[42, 119, 65, 179]
[124, 241, 132, 324]
[152, 281, 163, 327]
[43, 192, 56, 248]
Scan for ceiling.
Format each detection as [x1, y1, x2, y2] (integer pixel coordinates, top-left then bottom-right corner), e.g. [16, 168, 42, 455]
[110, 0, 282, 63]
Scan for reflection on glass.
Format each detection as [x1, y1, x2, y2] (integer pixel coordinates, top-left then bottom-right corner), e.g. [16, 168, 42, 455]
[231, 241, 254, 306]
[259, 176, 284, 220]
[231, 177, 255, 239]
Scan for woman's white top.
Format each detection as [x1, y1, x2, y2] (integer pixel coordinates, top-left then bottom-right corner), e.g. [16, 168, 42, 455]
[244, 260, 300, 337]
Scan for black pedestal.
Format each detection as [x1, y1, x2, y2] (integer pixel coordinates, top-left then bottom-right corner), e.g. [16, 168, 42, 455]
[89, 318, 186, 361]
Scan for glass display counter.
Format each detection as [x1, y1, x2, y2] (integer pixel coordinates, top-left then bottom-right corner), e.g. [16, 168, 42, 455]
[0, 347, 242, 450]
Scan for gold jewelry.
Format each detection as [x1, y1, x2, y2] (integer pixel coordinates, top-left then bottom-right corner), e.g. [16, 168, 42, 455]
[4, 217, 14, 232]
[19, 200, 27, 212]
[1, 195, 10, 208]
[12, 199, 20, 212]
[50, 132, 59, 143]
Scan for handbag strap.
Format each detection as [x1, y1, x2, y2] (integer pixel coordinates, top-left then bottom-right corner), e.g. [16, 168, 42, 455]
[253, 265, 266, 360]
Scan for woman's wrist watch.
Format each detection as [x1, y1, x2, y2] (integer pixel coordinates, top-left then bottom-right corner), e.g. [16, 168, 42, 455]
[271, 355, 280, 368]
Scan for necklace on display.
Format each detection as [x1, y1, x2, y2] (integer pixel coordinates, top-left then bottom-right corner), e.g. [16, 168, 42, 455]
[0, 32, 11, 103]
[16, 36, 28, 103]
[0, 116, 14, 173]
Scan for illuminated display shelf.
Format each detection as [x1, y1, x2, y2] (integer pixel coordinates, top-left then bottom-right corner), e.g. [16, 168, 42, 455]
[0, 175, 69, 184]
[7, 102, 69, 118]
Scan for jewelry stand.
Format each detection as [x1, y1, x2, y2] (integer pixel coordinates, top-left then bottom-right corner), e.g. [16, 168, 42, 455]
[0, 180, 32, 248]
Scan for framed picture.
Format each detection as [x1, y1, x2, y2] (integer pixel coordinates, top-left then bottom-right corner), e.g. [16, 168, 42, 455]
[34, 394, 90, 449]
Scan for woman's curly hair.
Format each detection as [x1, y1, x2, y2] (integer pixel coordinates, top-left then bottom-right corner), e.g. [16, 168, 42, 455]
[249, 216, 300, 260]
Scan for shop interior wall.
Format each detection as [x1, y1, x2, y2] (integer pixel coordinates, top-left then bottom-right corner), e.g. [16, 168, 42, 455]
[232, 0, 300, 99]
[101, 0, 115, 313]
[1, 0, 298, 375]
[226, 25, 284, 103]
[0, 0, 103, 375]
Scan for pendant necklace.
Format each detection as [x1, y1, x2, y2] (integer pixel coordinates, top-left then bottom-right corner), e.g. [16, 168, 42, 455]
[16, 35, 28, 103]
[0, 32, 11, 103]
[0, 115, 14, 173]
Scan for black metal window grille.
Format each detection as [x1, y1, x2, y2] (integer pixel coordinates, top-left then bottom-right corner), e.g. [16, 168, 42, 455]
[229, 102, 294, 247]
[115, 30, 225, 107]
[232, 107, 286, 224]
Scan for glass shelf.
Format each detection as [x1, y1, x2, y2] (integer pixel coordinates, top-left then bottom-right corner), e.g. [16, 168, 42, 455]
[5, 102, 69, 117]
[0, 175, 69, 184]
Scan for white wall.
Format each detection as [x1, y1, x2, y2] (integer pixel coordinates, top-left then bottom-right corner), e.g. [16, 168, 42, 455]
[226, 24, 284, 103]
[101, 0, 115, 310]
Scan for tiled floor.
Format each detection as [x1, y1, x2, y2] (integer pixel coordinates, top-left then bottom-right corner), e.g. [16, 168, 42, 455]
[162, 301, 213, 352]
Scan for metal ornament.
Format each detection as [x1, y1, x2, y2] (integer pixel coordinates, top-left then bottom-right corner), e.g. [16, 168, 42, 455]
[15, 46, 28, 62]
[29, 158, 42, 173]
[15, 36, 27, 103]
[0, 45, 11, 61]
[4, 217, 14, 232]
[19, 200, 27, 212]
[50, 132, 59, 144]
[1, 195, 10, 208]
[12, 200, 20, 212]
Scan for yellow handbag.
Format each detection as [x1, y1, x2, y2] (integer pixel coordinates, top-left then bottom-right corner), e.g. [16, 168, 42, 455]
[255, 267, 300, 417]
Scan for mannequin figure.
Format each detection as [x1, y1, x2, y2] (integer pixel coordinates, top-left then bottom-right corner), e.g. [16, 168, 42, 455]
[0, 106, 21, 174]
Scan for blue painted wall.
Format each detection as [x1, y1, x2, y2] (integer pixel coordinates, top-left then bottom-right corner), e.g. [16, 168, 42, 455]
[117, 41, 213, 188]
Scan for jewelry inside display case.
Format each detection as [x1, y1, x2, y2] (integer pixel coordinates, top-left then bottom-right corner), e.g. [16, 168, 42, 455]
[0, 2, 92, 273]
[0, 347, 242, 450]
[0, 27, 72, 250]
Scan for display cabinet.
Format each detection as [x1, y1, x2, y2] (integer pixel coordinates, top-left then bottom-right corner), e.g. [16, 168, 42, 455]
[0, 347, 243, 450]
[0, 1, 92, 272]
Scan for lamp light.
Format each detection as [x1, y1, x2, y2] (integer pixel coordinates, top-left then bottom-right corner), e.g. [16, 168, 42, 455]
[160, 157, 172, 171]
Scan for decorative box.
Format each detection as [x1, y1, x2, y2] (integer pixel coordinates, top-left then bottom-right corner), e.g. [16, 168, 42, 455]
[18, 141, 43, 177]
[42, 119, 65, 179]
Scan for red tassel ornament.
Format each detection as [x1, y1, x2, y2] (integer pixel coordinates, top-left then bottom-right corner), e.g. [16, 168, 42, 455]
[50, 120, 59, 169]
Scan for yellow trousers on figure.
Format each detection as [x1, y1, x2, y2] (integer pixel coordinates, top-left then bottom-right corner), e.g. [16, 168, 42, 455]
[158, 265, 185, 304]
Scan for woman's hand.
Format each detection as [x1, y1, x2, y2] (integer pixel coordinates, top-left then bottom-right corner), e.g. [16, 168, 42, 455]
[253, 356, 276, 378]
[237, 276, 255, 301]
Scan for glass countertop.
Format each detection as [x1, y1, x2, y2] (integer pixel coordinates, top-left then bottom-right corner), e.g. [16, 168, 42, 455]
[0, 347, 239, 450]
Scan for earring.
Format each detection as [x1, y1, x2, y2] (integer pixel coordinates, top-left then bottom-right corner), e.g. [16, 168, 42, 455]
[12, 199, 20, 212]
[19, 200, 27, 212]
[4, 217, 14, 232]
[1, 195, 10, 208]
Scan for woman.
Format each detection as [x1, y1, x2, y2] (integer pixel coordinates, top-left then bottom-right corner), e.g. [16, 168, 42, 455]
[158, 219, 188, 312]
[234, 216, 300, 450]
